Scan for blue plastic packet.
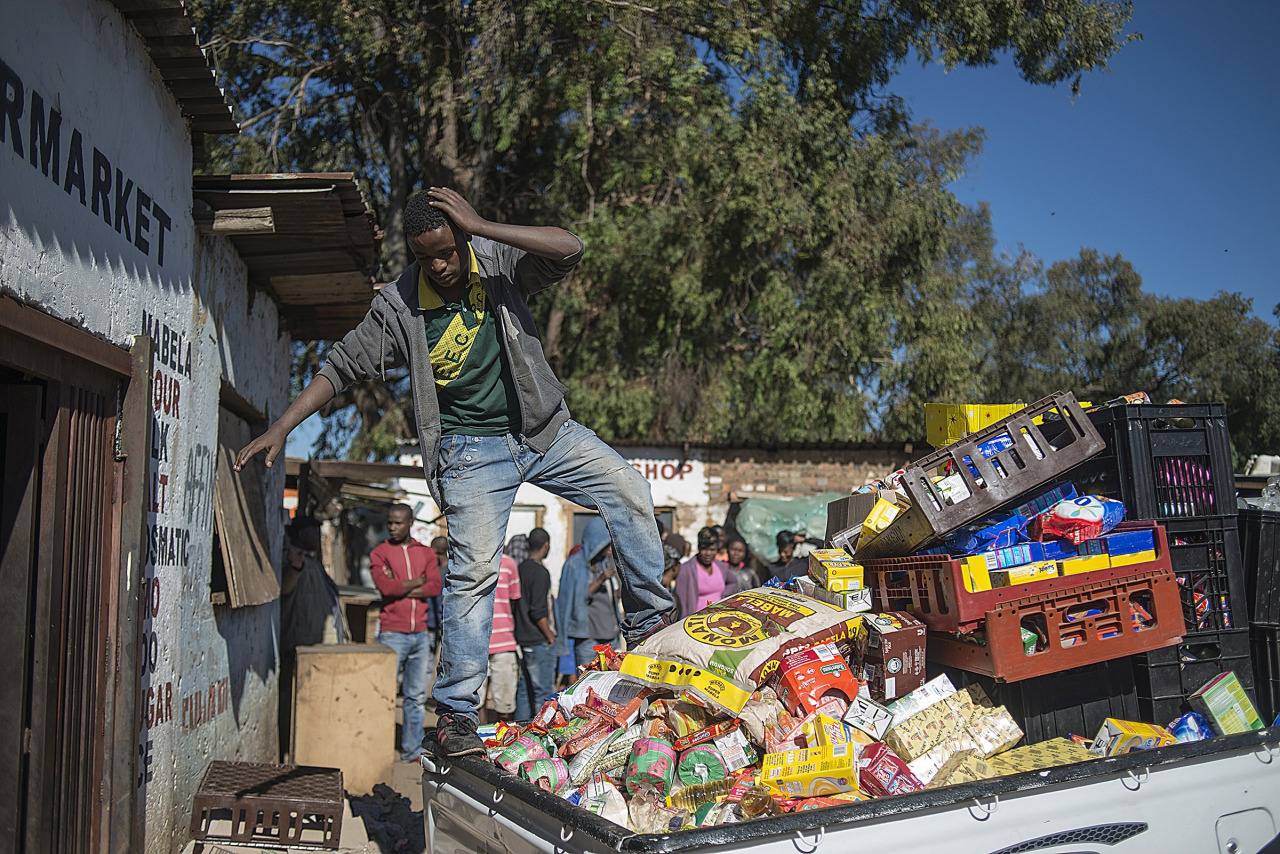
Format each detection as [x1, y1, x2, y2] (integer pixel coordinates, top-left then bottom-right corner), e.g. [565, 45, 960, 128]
[938, 513, 1029, 555]
[1168, 711, 1212, 743]
[1013, 482, 1078, 520]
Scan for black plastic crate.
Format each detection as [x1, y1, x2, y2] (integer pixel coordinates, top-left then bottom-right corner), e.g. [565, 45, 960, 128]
[1062, 403, 1236, 520]
[1240, 507, 1280, 627]
[1134, 628, 1255, 726]
[1250, 625, 1280, 724]
[1164, 515, 1248, 632]
[935, 659, 1139, 743]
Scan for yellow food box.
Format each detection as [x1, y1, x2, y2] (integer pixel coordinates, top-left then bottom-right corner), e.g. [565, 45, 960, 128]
[1089, 719, 1176, 757]
[808, 713, 851, 748]
[809, 554, 865, 591]
[934, 753, 998, 787]
[1107, 549, 1157, 568]
[862, 497, 904, 537]
[960, 555, 994, 593]
[990, 561, 1059, 588]
[760, 743, 859, 797]
[987, 737, 1094, 774]
[1058, 554, 1111, 576]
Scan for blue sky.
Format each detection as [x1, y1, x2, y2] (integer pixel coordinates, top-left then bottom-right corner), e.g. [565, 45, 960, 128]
[892, 0, 1278, 316]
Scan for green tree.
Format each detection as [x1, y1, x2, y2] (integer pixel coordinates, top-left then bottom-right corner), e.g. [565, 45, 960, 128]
[191, 0, 1137, 457]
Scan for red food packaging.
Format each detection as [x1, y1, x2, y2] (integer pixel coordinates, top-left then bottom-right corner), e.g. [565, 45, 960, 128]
[776, 642, 863, 716]
[673, 720, 738, 753]
[858, 742, 923, 797]
[595, 643, 626, 671]
[559, 717, 616, 757]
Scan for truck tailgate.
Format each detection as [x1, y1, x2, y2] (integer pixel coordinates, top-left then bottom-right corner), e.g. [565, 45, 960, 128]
[423, 728, 1280, 854]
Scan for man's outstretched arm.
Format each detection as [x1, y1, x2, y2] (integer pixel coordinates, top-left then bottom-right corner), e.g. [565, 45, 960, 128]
[234, 376, 335, 471]
[427, 187, 582, 260]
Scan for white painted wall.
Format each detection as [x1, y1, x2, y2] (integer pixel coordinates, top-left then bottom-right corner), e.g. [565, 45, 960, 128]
[1, 2, 288, 851]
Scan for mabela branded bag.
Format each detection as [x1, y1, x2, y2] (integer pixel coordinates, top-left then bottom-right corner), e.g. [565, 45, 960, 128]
[620, 588, 862, 714]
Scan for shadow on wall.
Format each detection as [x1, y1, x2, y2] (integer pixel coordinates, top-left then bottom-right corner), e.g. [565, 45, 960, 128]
[213, 599, 280, 727]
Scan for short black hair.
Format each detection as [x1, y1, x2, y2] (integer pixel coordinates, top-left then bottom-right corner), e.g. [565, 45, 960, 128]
[697, 527, 718, 550]
[527, 527, 551, 552]
[388, 503, 413, 519]
[776, 530, 795, 551]
[404, 191, 449, 237]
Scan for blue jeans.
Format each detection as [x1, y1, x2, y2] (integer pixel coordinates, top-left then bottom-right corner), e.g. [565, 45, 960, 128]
[431, 420, 674, 720]
[378, 629, 433, 759]
[514, 642, 558, 721]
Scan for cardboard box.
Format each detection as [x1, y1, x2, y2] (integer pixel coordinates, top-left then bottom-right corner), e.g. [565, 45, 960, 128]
[776, 642, 862, 716]
[862, 497, 904, 539]
[1083, 529, 1156, 557]
[1107, 549, 1157, 568]
[1089, 719, 1176, 756]
[826, 494, 880, 540]
[1058, 554, 1111, 576]
[761, 743, 859, 797]
[990, 560, 1059, 587]
[1190, 671, 1264, 735]
[907, 736, 978, 786]
[959, 556, 994, 593]
[809, 553, 865, 591]
[844, 694, 894, 741]
[886, 674, 957, 726]
[986, 738, 1093, 774]
[934, 752, 998, 787]
[854, 612, 927, 702]
[883, 694, 971, 761]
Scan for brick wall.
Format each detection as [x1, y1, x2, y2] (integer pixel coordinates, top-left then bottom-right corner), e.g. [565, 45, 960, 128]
[703, 446, 915, 503]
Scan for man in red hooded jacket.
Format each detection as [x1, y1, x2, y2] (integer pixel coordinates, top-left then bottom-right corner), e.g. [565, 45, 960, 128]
[372, 503, 443, 761]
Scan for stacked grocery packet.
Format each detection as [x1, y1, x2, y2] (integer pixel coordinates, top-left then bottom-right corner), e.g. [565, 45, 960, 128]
[477, 547, 1233, 833]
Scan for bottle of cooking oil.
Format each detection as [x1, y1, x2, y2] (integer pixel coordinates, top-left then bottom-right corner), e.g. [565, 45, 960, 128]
[665, 778, 733, 811]
[737, 784, 784, 818]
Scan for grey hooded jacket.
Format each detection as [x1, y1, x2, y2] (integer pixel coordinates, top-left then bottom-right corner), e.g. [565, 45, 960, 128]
[317, 234, 583, 505]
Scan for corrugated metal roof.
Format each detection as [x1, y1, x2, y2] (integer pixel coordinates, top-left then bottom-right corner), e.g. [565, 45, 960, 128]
[193, 173, 384, 339]
[111, 0, 238, 134]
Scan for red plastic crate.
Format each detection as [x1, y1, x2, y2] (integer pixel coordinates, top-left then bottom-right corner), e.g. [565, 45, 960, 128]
[927, 565, 1184, 681]
[863, 521, 1172, 633]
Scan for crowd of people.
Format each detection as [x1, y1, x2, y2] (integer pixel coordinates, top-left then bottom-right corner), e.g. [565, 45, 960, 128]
[349, 504, 813, 761]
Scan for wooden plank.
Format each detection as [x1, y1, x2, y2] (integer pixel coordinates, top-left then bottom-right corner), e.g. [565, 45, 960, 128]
[219, 377, 268, 425]
[270, 272, 375, 303]
[214, 408, 281, 608]
[0, 296, 131, 376]
[209, 207, 275, 236]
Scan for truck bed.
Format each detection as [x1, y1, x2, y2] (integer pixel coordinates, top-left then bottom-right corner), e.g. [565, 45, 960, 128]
[423, 727, 1280, 854]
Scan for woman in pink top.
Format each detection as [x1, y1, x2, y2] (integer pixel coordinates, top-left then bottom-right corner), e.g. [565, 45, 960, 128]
[675, 527, 738, 616]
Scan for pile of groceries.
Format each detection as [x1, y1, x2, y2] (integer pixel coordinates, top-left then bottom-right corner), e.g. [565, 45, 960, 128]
[479, 553, 1258, 832]
[478, 392, 1267, 831]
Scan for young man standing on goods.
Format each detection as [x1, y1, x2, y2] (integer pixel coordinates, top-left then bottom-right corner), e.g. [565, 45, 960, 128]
[235, 187, 675, 757]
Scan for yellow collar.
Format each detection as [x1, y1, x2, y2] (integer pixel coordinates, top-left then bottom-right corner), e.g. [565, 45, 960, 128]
[418, 243, 481, 311]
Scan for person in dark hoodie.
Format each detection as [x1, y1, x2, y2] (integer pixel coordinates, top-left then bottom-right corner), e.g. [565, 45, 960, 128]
[555, 516, 620, 670]
[235, 189, 676, 758]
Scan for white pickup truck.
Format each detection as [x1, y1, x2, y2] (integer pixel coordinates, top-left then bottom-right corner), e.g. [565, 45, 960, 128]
[422, 727, 1280, 854]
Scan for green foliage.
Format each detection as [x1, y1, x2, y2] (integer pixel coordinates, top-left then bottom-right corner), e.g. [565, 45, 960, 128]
[184, 0, 1280, 464]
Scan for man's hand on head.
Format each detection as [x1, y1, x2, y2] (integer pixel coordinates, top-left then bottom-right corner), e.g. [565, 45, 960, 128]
[427, 187, 487, 234]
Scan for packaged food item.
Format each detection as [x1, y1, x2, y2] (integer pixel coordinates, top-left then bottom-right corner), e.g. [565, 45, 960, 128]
[1082, 528, 1156, 558]
[853, 612, 927, 702]
[1168, 711, 1213, 743]
[986, 738, 1093, 774]
[623, 589, 863, 713]
[645, 699, 707, 740]
[979, 542, 1052, 570]
[495, 734, 551, 772]
[1033, 496, 1126, 545]
[809, 550, 866, 592]
[1057, 554, 1111, 576]
[580, 776, 630, 825]
[907, 736, 977, 786]
[628, 791, 686, 833]
[990, 560, 1059, 587]
[672, 720, 737, 753]
[933, 753, 997, 787]
[713, 726, 758, 773]
[737, 689, 783, 747]
[760, 743, 859, 797]
[560, 717, 617, 757]
[558, 670, 649, 713]
[624, 737, 677, 796]
[857, 742, 923, 797]
[1013, 482, 1079, 520]
[844, 694, 894, 741]
[936, 513, 1029, 556]
[665, 778, 733, 811]
[518, 758, 571, 793]
[860, 498, 904, 541]
[1089, 719, 1176, 756]
[886, 674, 956, 726]
[737, 784, 785, 818]
[1107, 548, 1158, 569]
[808, 713, 853, 749]
[678, 744, 729, 786]
[1190, 672, 1264, 735]
[776, 642, 862, 716]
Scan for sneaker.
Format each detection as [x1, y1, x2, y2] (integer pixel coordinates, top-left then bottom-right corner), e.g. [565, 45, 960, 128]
[429, 713, 486, 759]
[623, 609, 677, 649]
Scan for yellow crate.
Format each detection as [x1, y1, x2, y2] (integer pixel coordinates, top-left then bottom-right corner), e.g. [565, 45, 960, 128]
[924, 402, 1093, 448]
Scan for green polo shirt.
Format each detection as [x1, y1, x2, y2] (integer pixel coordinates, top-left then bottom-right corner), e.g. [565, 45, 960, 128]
[419, 245, 520, 435]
